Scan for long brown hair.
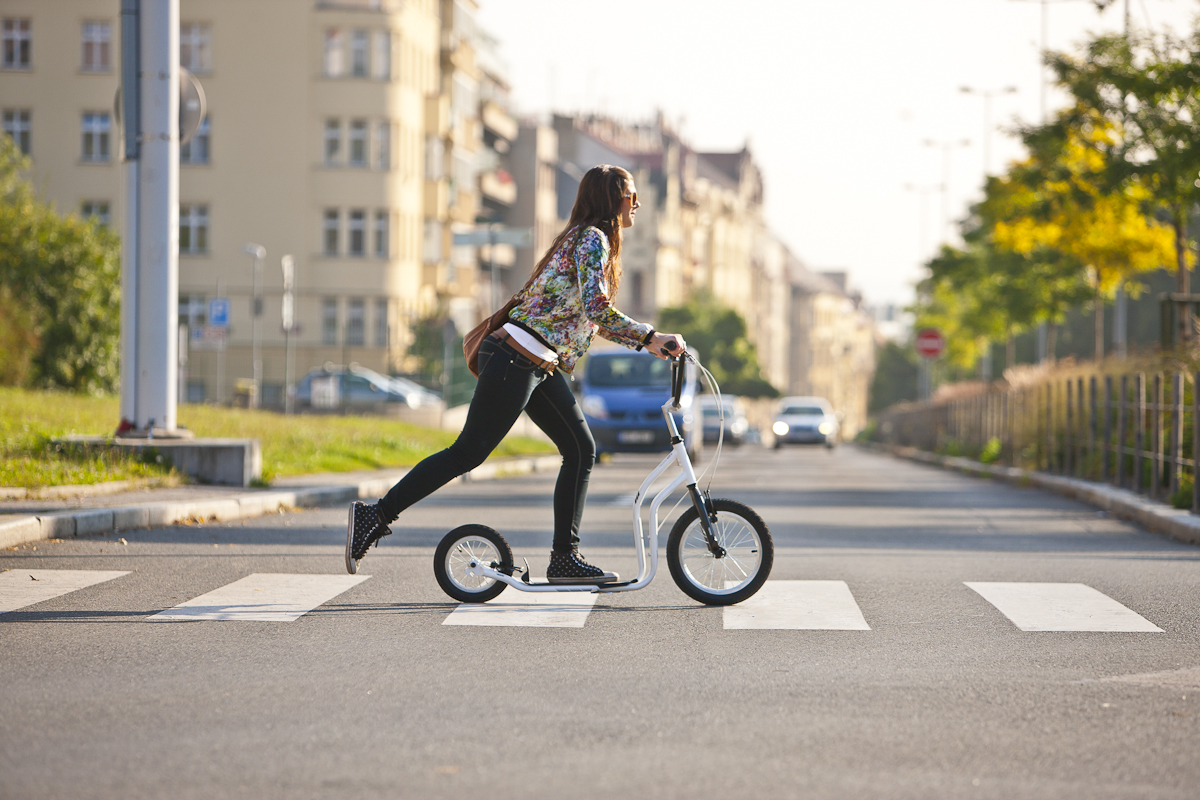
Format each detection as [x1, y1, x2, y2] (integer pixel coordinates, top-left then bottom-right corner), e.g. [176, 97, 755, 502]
[529, 164, 631, 296]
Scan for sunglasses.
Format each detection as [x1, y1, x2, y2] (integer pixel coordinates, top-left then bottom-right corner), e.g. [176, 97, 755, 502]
[623, 191, 639, 206]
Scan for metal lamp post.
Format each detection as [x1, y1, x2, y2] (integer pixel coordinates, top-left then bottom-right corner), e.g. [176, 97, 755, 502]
[280, 255, 296, 415]
[959, 85, 1018, 176]
[243, 243, 265, 409]
[922, 138, 971, 245]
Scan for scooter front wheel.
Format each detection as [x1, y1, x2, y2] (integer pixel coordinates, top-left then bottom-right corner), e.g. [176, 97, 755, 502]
[666, 499, 773, 606]
[434, 525, 514, 603]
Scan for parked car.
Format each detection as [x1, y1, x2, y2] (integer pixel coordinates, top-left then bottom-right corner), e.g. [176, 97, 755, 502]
[772, 396, 839, 449]
[578, 348, 703, 460]
[697, 395, 750, 446]
[293, 364, 442, 412]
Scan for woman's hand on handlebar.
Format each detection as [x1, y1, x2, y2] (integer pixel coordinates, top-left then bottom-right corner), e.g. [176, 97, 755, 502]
[649, 332, 686, 360]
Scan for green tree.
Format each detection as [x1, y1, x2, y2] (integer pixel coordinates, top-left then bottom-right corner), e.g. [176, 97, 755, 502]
[868, 340, 919, 414]
[0, 136, 121, 392]
[656, 293, 780, 398]
[1048, 29, 1200, 305]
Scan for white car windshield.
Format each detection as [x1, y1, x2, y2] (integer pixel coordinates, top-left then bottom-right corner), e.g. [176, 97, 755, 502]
[782, 406, 825, 416]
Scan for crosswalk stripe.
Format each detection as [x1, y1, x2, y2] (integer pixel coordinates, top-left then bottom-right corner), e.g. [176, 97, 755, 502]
[148, 573, 369, 622]
[0, 569, 130, 614]
[965, 582, 1164, 632]
[724, 580, 872, 630]
[444, 590, 598, 628]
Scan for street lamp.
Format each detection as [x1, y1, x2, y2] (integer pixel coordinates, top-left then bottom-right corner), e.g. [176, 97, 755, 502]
[959, 85, 1018, 176]
[243, 243, 265, 409]
[923, 138, 971, 244]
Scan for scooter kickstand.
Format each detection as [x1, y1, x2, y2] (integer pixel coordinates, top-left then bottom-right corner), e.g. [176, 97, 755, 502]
[519, 557, 532, 585]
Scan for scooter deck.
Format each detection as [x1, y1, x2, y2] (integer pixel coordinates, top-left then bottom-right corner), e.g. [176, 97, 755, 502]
[518, 578, 638, 590]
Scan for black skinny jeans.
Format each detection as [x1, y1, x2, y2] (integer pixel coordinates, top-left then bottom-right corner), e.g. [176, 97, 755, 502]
[377, 336, 596, 553]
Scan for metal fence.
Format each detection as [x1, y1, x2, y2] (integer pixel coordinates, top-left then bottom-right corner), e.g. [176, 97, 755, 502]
[875, 371, 1200, 513]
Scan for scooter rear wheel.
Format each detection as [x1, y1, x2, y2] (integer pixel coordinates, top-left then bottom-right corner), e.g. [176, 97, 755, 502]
[666, 499, 772, 606]
[434, 525, 514, 603]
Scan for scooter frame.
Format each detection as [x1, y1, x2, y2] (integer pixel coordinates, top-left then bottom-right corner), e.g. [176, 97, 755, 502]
[458, 358, 717, 595]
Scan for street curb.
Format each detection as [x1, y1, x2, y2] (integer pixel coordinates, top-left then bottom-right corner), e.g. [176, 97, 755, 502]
[0, 454, 562, 549]
[865, 442, 1200, 547]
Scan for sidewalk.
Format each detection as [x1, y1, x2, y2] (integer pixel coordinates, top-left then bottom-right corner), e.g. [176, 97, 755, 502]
[0, 454, 562, 549]
[867, 442, 1200, 547]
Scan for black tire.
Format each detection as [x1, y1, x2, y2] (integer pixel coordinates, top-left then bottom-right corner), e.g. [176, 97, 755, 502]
[666, 499, 773, 606]
[434, 524, 514, 603]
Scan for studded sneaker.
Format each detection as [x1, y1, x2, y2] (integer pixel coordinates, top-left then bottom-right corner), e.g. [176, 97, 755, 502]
[345, 501, 392, 574]
[546, 550, 619, 584]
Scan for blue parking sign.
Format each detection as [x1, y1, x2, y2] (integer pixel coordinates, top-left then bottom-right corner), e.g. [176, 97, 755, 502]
[208, 297, 230, 327]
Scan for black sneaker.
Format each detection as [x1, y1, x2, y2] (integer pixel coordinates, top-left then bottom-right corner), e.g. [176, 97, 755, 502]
[345, 501, 392, 574]
[546, 550, 619, 584]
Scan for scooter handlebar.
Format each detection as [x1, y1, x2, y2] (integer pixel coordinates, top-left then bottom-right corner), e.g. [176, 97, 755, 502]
[669, 354, 685, 410]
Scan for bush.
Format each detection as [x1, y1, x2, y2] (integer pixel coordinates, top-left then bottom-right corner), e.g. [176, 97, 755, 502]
[979, 437, 1003, 464]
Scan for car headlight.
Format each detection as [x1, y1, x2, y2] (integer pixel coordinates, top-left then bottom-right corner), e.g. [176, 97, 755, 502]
[818, 421, 834, 435]
[581, 394, 608, 419]
[772, 421, 789, 436]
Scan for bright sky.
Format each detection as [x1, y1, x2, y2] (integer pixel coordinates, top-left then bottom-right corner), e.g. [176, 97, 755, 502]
[476, 0, 1199, 309]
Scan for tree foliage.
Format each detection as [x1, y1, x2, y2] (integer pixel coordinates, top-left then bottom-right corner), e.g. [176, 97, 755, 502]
[0, 137, 121, 392]
[656, 293, 780, 398]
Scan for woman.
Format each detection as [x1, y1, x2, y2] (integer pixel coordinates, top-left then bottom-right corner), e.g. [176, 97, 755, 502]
[345, 164, 686, 583]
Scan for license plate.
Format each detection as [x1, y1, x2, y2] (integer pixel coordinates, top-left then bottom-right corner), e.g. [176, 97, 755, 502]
[617, 430, 654, 444]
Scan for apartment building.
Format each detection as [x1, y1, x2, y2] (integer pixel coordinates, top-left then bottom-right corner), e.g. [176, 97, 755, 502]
[0, 0, 440, 405]
[788, 263, 876, 437]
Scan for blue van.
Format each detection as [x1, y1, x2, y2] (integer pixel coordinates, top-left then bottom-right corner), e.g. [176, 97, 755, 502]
[578, 348, 703, 460]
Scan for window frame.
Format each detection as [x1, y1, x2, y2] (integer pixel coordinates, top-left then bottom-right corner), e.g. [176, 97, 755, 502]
[3, 108, 30, 155]
[81, 21, 111, 73]
[2, 18, 31, 70]
[80, 112, 111, 162]
[179, 22, 212, 74]
[348, 209, 366, 257]
[324, 118, 341, 165]
[348, 119, 367, 167]
[322, 297, 339, 345]
[346, 298, 365, 346]
[323, 28, 343, 77]
[373, 210, 389, 258]
[81, 200, 111, 227]
[350, 30, 368, 77]
[179, 203, 210, 255]
[374, 298, 389, 347]
[323, 209, 340, 256]
[180, 115, 210, 164]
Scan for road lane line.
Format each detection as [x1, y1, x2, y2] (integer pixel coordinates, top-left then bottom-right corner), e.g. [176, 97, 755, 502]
[0, 569, 130, 614]
[965, 582, 1164, 632]
[724, 580, 872, 630]
[149, 573, 369, 622]
[444, 590, 598, 628]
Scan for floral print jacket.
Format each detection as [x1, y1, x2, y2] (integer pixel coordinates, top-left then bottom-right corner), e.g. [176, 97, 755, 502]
[509, 226, 653, 373]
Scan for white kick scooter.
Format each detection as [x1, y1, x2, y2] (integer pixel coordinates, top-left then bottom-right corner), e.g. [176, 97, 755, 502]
[432, 349, 774, 606]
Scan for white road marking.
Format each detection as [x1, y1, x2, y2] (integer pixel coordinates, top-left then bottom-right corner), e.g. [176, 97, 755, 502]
[0, 569, 130, 614]
[444, 590, 598, 627]
[149, 573, 369, 622]
[965, 582, 1164, 632]
[608, 493, 637, 507]
[724, 580, 871, 630]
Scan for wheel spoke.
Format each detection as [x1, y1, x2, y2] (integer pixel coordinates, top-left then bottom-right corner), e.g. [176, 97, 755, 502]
[678, 512, 761, 593]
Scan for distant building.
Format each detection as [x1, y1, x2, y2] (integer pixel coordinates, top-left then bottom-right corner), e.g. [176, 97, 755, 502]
[0, 0, 441, 405]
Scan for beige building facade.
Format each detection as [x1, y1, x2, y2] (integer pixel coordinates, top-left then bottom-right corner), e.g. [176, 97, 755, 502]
[0, 0, 440, 405]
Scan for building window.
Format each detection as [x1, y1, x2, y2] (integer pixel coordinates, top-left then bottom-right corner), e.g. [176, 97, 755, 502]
[323, 29, 343, 77]
[347, 299, 365, 346]
[2, 19, 31, 69]
[179, 23, 211, 73]
[180, 116, 209, 164]
[324, 118, 340, 164]
[423, 220, 442, 263]
[348, 209, 366, 256]
[375, 298, 388, 347]
[81, 21, 111, 72]
[350, 30, 368, 77]
[3, 109, 30, 155]
[348, 119, 367, 167]
[373, 31, 390, 80]
[81, 113, 111, 162]
[179, 204, 209, 254]
[323, 209, 339, 255]
[81, 201, 110, 227]
[374, 211, 389, 258]
[376, 121, 390, 169]
[322, 298, 338, 345]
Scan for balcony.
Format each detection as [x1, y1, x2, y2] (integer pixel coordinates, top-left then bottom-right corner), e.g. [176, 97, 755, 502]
[480, 101, 518, 142]
[479, 169, 517, 206]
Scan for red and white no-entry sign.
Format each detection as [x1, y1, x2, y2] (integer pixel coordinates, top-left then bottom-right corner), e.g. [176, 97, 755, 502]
[915, 328, 945, 360]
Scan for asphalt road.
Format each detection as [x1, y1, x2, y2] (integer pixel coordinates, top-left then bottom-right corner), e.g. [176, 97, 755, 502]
[2, 444, 1199, 799]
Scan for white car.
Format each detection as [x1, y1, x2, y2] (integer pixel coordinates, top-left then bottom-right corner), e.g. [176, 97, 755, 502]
[772, 396, 839, 450]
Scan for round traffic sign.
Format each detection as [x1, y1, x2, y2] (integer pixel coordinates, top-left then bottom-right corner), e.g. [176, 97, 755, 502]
[915, 328, 945, 359]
